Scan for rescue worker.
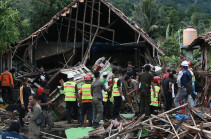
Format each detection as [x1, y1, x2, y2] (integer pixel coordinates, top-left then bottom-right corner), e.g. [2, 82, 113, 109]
[60, 73, 79, 124]
[126, 61, 136, 79]
[150, 76, 161, 115]
[178, 52, 186, 69]
[112, 71, 125, 120]
[124, 76, 139, 115]
[79, 75, 93, 127]
[162, 73, 174, 111]
[175, 61, 192, 113]
[138, 65, 155, 117]
[0, 68, 14, 104]
[19, 78, 33, 129]
[91, 71, 108, 128]
[103, 79, 113, 120]
[38, 85, 54, 131]
[1, 122, 24, 139]
[102, 72, 108, 97]
[27, 94, 42, 139]
[33, 67, 50, 87]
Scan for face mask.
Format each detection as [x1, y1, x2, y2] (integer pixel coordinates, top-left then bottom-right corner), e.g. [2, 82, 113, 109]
[180, 56, 183, 58]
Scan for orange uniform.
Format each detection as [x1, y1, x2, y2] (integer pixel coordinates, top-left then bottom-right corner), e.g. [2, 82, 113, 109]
[0, 71, 14, 86]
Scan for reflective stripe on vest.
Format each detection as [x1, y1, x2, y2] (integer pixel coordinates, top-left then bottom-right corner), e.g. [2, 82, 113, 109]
[64, 81, 76, 101]
[81, 84, 92, 100]
[150, 86, 160, 107]
[112, 78, 121, 96]
[103, 92, 114, 102]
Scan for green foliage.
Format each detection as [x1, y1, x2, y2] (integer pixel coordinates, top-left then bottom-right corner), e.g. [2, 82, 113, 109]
[132, 0, 161, 33]
[163, 55, 180, 69]
[0, 1, 20, 53]
[29, 0, 73, 32]
[109, 0, 134, 17]
[160, 37, 180, 57]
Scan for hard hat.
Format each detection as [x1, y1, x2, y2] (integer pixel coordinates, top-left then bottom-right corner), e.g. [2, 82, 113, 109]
[84, 75, 91, 81]
[188, 61, 193, 66]
[67, 73, 74, 79]
[86, 73, 92, 77]
[108, 79, 113, 86]
[100, 63, 104, 67]
[102, 72, 108, 76]
[154, 76, 161, 83]
[181, 61, 189, 67]
[154, 76, 161, 86]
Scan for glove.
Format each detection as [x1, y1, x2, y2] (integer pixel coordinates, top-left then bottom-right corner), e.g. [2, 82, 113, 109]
[122, 96, 125, 101]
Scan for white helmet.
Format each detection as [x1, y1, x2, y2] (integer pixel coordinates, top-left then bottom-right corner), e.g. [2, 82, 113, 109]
[67, 73, 74, 79]
[181, 61, 189, 67]
[102, 72, 108, 76]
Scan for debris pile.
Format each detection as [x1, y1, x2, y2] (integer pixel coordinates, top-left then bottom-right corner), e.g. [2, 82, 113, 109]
[87, 104, 211, 139]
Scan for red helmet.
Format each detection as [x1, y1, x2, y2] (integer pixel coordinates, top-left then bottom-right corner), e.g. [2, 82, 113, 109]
[154, 76, 161, 85]
[108, 79, 113, 86]
[188, 61, 193, 66]
[84, 75, 91, 81]
[86, 73, 92, 77]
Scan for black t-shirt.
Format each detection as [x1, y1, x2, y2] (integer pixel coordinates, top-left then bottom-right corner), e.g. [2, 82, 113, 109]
[127, 66, 136, 79]
[162, 78, 172, 96]
[38, 92, 48, 111]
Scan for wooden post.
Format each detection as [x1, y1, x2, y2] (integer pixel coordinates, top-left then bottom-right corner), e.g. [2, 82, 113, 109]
[73, 2, 79, 55]
[81, 0, 88, 60]
[83, 27, 99, 65]
[65, 8, 72, 48]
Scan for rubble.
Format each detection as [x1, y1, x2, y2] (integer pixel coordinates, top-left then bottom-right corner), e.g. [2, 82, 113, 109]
[86, 104, 211, 139]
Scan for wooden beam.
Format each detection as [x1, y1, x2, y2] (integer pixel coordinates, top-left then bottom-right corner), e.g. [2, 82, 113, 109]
[88, 0, 95, 60]
[73, 2, 79, 55]
[83, 27, 99, 65]
[64, 17, 114, 32]
[66, 8, 72, 48]
[81, 0, 88, 60]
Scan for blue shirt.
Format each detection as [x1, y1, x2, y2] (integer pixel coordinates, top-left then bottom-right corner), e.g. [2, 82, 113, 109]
[1, 131, 24, 139]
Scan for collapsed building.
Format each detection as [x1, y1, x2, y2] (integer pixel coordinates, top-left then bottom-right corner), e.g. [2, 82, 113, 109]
[12, 0, 164, 72]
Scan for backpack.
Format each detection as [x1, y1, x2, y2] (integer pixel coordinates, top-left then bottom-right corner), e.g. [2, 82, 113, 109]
[35, 112, 44, 126]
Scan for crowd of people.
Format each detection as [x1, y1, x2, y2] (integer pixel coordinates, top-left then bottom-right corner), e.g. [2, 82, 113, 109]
[0, 54, 205, 138]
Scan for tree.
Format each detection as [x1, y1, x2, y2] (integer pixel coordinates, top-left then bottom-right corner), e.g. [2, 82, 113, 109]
[110, 0, 134, 17]
[0, 1, 20, 53]
[132, 0, 161, 33]
[29, 0, 73, 32]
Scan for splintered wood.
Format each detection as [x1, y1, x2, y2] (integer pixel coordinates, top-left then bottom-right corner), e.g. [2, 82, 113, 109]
[88, 104, 211, 139]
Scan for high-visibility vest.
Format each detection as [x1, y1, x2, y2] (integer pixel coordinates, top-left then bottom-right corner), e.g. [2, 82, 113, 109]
[103, 92, 114, 102]
[112, 78, 121, 97]
[63, 81, 76, 101]
[150, 86, 160, 107]
[81, 84, 92, 100]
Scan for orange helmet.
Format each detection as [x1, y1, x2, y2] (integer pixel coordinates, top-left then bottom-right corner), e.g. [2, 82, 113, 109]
[84, 75, 91, 81]
[188, 61, 193, 66]
[108, 79, 113, 86]
[154, 76, 161, 85]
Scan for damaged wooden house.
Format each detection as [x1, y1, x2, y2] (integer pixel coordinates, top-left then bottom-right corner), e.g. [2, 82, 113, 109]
[12, 0, 164, 72]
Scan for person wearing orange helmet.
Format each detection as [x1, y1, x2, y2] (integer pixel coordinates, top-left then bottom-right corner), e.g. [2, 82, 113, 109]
[150, 76, 161, 115]
[79, 75, 93, 127]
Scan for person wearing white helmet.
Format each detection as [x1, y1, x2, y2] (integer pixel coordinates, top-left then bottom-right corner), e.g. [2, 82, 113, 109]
[175, 60, 193, 113]
[59, 73, 79, 124]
